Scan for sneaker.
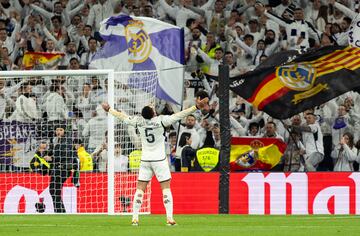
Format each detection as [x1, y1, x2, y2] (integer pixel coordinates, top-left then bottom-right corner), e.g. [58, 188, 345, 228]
[131, 219, 139, 226]
[166, 220, 177, 226]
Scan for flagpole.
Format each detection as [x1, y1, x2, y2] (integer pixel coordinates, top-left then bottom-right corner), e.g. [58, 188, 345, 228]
[279, 120, 307, 172]
[218, 62, 231, 214]
[173, 28, 186, 172]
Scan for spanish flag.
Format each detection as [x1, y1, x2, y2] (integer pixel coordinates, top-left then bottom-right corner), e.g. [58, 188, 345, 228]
[23, 51, 64, 69]
[230, 137, 286, 171]
[230, 46, 360, 119]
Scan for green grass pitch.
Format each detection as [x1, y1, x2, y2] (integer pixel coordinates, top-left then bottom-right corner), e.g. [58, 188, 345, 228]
[0, 215, 359, 236]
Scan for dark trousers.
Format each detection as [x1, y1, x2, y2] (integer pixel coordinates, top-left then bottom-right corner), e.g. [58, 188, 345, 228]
[174, 159, 181, 172]
[49, 168, 71, 213]
[318, 135, 333, 171]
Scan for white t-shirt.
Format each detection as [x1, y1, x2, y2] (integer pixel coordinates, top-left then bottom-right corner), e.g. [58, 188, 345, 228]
[302, 123, 324, 155]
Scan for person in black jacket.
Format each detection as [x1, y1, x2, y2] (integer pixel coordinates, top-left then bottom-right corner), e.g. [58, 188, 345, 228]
[49, 123, 78, 213]
[30, 142, 52, 175]
[179, 132, 197, 172]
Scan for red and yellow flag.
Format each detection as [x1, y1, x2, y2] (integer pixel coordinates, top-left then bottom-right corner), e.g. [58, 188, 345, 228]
[230, 137, 287, 171]
[22, 51, 64, 69]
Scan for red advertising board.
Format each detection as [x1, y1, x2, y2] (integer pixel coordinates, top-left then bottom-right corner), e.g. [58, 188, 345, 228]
[150, 173, 219, 214]
[229, 172, 360, 214]
[1, 172, 359, 214]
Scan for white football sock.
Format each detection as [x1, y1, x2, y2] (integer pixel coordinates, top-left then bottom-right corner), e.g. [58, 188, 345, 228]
[132, 189, 144, 221]
[162, 188, 174, 221]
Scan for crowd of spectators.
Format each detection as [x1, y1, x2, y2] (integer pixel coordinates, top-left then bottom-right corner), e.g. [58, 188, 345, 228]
[1, 0, 360, 172]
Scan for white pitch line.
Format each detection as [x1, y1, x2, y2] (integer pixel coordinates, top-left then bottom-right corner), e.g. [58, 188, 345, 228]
[1, 224, 360, 228]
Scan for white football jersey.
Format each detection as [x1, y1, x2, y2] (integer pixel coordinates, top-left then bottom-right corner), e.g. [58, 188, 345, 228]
[113, 106, 197, 161]
[129, 116, 168, 161]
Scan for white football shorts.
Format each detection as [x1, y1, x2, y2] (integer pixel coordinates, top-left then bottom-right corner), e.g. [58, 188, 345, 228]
[138, 158, 171, 182]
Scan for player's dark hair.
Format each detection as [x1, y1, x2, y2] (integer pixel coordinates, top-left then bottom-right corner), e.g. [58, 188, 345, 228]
[178, 132, 191, 147]
[141, 106, 154, 120]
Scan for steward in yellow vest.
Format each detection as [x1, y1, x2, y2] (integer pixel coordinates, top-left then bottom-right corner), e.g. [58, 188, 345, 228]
[30, 142, 51, 175]
[77, 145, 93, 172]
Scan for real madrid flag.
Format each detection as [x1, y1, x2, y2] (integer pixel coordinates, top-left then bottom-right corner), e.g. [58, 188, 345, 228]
[90, 15, 184, 105]
[230, 137, 287, 171]
[230, 46, 360, 119]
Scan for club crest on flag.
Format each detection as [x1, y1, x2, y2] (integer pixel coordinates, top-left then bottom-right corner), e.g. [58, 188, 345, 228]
[276, 63, 328, 104]
[277, 63, 316, 91]
[235, 150, 257, 168]
[234, 140, 264, 168]
[125, 20, 152, 63]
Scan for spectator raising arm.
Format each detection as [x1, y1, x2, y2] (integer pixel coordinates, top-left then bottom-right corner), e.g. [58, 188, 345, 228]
[158, 0, 178, 21]
[40, 0, 54, 11]
[29, 4, 53, 22]
[330, 0, 357, 20]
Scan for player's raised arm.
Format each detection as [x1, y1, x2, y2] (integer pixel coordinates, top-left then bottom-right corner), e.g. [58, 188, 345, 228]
[102, 102, 129, 120]
[102, 102, 140, 127]
[161, 93, 209, 127]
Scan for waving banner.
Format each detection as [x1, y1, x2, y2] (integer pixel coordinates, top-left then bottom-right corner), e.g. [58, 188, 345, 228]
[230, 46, 360, 119]
[90, 15, 184, 105]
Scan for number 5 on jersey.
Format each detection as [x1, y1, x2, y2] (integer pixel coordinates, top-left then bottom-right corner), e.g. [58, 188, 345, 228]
[145, 128, 155, 143]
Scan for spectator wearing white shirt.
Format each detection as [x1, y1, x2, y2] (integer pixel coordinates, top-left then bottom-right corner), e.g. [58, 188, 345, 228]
[76, 83, 92, 121]
[8, 82, 39, 122]
[87, 0, 123, 32]
[80, 37, 98, 68]
[27, 0, 86, 27]
[234, 33, 278, 67]
[290, 113, 324, 171]
[272, 0, 297, 20]
[195, 46, 223, 76]
[59, 41, 80, 67]
[82, 104, 107, 153]
[89, 77, 107, 110]
[42, 15, 69, 50]
[67, 14, 88, 52]
[114, 144, 128, 172]
[258, 4, 320, 50]
[0, 18, 20, 56]
[262, 121, 284, 140]
[244, 18, 265, 44]
[331, 132, 358, 171]
[158, 0, 201, 28]
[328, 105, 352, 148]
[44, 84, 68, 122]
[315, 5, 329, 33]
[155, 0, 177, 24]
[174, 114, 201, 171]
[303, 0, 321, 26]
[0, 79, 28, 120]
